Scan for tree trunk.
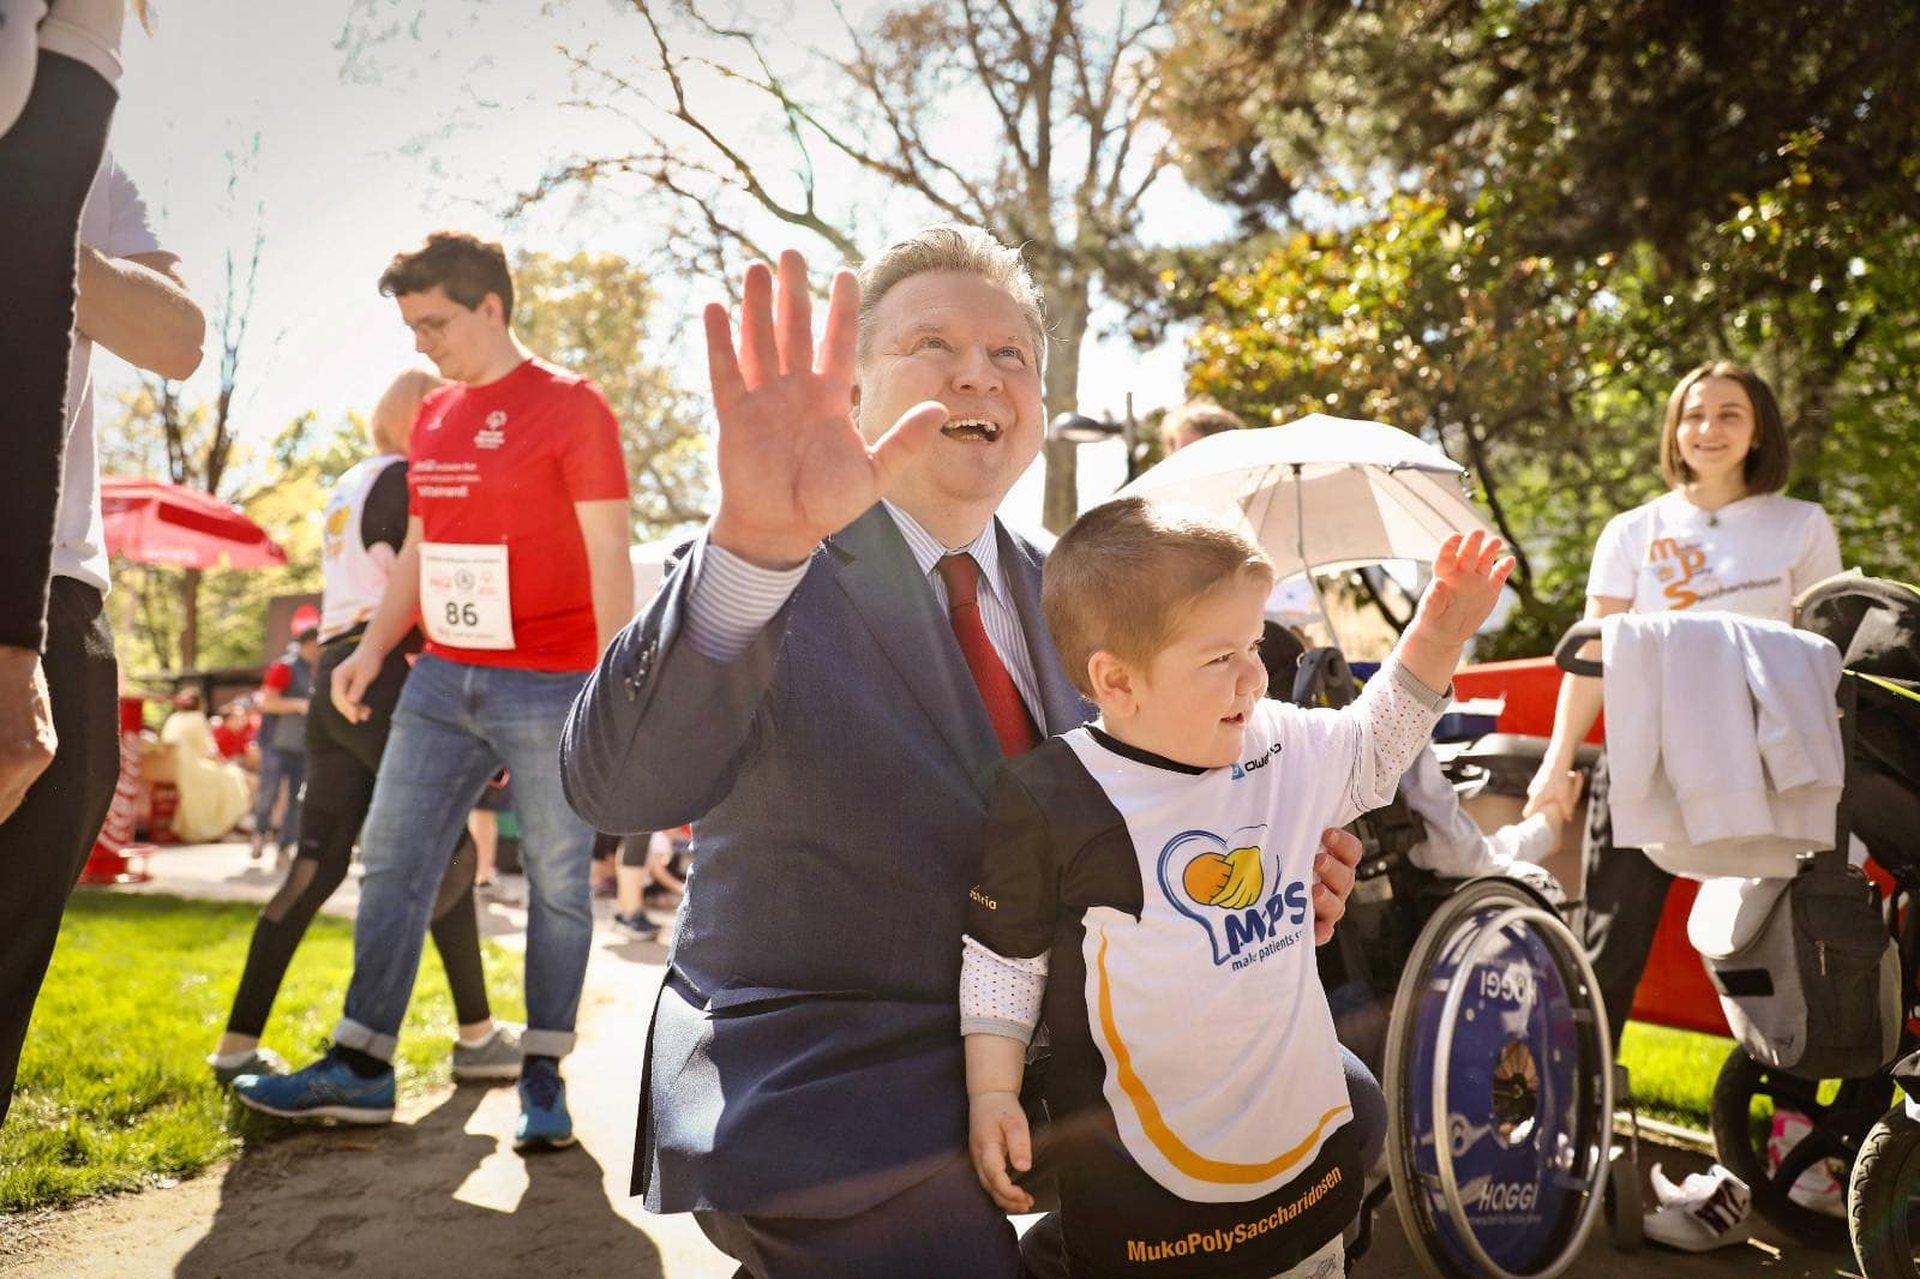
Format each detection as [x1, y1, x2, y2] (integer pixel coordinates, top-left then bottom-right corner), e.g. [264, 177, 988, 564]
[1040, 274, 1091, 533]
[179, 568, 202, 670]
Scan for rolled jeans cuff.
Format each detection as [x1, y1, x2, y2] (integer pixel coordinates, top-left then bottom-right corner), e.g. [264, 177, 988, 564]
[520, 1027, 577, 1059]
[334, 1017, 397, 1064]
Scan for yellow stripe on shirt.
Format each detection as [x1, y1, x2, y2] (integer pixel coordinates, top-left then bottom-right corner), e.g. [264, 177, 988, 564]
[1093, 926, 1350, 1185]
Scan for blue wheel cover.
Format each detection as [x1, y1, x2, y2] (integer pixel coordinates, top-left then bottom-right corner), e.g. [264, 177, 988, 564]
[1406, 905, 1587, 1272]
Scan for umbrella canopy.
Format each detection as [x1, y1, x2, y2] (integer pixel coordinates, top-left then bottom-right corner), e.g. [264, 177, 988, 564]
[1115, 414, 1489, 582]
[100, 477, 287, 570]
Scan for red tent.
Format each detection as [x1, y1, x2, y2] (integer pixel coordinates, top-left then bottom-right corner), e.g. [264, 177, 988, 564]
[100, 477, 286, 570]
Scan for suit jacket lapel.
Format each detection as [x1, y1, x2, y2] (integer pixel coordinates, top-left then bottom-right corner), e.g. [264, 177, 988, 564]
[997, 523, 1095, 737]
[828, 506, 1002, 780]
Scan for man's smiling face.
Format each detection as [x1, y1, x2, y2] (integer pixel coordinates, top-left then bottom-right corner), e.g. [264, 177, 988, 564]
[854, 270, 1045, 525]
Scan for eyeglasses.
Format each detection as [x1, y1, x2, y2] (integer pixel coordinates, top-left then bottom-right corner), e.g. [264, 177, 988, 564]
[401, 309, 469, 340]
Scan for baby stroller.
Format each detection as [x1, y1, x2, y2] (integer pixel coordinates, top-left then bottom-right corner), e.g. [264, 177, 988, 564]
[1555, 576, 1920, 1262]
[1781, 577, 1920, 1276]
[1281, 634, 1624, 1278]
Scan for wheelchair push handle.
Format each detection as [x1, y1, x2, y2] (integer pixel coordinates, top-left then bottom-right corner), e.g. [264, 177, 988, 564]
[1553, 620, 1606, 677]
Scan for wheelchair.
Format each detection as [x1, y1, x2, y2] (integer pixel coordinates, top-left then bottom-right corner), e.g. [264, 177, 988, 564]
[1282, 640, 1627, 1278]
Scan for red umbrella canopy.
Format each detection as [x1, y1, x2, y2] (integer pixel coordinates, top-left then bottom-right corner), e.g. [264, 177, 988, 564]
[100, 477, 287, 570]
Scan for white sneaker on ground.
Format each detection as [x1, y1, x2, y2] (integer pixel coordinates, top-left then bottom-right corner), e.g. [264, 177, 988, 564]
[1642, 1162, 1752, 1252]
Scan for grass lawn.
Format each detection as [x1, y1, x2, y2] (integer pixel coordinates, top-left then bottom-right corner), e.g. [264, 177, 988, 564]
[0, 891, 523, 1215]
[1618, 1019, 1735, 1131]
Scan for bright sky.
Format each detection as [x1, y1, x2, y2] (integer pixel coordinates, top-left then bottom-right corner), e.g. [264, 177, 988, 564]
[103, 0, 1231, 528]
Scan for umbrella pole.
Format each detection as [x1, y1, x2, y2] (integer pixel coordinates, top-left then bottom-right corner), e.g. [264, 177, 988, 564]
[1292, 464, 1343, 651]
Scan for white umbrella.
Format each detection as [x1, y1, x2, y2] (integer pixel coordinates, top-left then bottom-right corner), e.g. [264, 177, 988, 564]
[1117, 414, 1487, 578]
[1115, 414, 1491, 642]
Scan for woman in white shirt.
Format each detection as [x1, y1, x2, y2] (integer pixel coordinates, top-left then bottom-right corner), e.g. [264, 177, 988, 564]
[1524, 361, 1842, 1043]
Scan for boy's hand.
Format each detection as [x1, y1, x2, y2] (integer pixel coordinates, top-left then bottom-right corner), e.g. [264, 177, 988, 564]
[1408, 529, 1516, 649]
[968, 1090, 1035, 1213]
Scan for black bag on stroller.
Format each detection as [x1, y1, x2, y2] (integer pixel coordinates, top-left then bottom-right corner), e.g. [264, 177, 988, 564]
[1797, 575, 1920, 873]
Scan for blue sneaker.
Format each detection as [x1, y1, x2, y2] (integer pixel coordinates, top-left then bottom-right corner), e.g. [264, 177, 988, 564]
[514, 1060, 576, 1152]
[232, 1047, 395, 1124]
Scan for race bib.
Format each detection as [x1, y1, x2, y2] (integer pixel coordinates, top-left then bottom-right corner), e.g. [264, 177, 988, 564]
[420, 542, 515, 650]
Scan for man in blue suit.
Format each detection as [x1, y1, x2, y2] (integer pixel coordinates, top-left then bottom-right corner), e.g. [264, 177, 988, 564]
[561, 227, 1365, 1277]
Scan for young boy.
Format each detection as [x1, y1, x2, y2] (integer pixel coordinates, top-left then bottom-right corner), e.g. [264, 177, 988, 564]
[961, 498, 1513, 1278]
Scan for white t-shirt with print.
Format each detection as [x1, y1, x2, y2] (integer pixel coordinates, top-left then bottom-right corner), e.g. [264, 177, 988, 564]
[52, 154, 164, 593]
[1586, 490, 1841, 622]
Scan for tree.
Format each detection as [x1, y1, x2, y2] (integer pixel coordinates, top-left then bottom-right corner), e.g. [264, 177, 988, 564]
[1181, 188, 1667, 654]
[507, 0, 1185, 532]
[514, 250, 710, 536]
[1157, 0, 1920, 266]
[1184, 177, 1920, 654]
[1158, 0, 1920, 644]
[101, 216, 270, 671]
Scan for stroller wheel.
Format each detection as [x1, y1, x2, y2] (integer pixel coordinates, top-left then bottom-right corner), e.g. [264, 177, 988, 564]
[1849, 1106, 1920, 1279]
[1604, 1151, 1642, 1251]
[1708, 1047, 1890, 1252]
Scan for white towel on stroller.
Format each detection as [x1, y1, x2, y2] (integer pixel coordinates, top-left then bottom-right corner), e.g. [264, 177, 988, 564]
[1601, 612, 1844, 880]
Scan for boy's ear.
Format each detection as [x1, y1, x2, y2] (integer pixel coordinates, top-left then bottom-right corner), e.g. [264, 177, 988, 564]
[1086, 650, 1135, 715]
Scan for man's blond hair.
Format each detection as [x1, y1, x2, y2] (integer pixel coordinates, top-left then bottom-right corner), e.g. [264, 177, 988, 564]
[855, 224, 1047, 372]
[1043, 497, 1274, 698]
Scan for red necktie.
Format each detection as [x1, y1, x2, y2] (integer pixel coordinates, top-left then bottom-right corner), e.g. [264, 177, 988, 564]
[936, 553, 1040, 756]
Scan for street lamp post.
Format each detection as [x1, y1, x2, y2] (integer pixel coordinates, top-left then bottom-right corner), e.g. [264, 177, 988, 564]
[1047, 392, 1142, 488]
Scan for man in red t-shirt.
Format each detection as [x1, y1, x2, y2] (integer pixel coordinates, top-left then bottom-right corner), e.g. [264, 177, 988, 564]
[235, 233, 632, 1153]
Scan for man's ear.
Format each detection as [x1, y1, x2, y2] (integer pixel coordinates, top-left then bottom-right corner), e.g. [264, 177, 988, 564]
[1087, 650, 1135, 716]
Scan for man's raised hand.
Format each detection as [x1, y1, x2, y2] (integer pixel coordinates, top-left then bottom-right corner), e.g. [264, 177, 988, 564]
[707, 251, 947, 569]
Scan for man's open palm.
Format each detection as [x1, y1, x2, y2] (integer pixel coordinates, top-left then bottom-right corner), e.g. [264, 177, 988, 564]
[707, 251, 947, 568]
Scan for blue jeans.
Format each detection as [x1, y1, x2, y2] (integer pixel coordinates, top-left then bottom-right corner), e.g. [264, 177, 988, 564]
[254, 745, 306, 851]
[336, 655, 594, 1062]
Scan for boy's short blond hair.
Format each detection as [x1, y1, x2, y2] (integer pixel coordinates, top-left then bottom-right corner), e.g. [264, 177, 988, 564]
[1043, 497, 1275, 697]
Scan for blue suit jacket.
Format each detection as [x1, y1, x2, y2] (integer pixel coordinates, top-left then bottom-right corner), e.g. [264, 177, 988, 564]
[561, 505, 1091, 1216]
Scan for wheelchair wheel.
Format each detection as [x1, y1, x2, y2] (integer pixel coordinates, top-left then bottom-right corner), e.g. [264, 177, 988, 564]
[1850, 1106, 1920, 1278]
[1384, 878, 1614, 1279]
[1708, 1047, 1891, 1252]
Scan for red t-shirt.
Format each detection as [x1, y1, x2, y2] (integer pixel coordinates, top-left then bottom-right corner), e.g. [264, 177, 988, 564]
[408, 359, 629, 672]
[213, 719, 254, 759]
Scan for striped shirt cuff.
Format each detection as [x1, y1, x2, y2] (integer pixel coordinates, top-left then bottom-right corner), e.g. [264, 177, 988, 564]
[683, 538, 812, 664]
[1382, 653, 1452, 711]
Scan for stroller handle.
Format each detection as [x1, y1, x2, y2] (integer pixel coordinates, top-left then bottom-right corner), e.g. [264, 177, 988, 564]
[1553, 619, 1606, 677]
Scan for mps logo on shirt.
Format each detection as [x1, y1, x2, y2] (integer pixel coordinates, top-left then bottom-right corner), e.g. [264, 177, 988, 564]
[1156, 824, 1309, 969]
